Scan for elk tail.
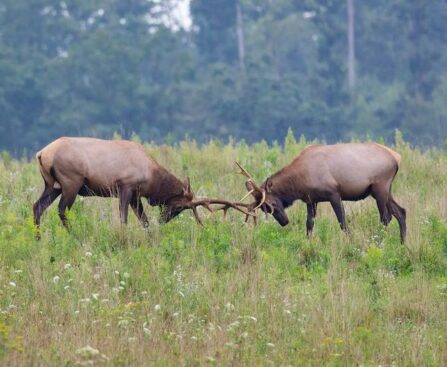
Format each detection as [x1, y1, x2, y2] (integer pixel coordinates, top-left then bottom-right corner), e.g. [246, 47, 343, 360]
[36, 150, 61, 189]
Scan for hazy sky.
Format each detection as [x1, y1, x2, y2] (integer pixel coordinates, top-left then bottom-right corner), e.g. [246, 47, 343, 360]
[174, 0, 192, 30]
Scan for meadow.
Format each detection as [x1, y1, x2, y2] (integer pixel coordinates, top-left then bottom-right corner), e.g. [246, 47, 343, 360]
[0, 132, 446, 366]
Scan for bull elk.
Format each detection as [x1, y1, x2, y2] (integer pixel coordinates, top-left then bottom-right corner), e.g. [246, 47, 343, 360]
[236, 143, 407, 242]
[33, 137, 252, 236]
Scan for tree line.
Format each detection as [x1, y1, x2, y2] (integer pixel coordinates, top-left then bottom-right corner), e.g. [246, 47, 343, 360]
[1, 0, 447, 154]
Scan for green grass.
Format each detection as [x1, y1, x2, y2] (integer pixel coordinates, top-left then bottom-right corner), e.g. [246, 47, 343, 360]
[0, 134, 447, 366]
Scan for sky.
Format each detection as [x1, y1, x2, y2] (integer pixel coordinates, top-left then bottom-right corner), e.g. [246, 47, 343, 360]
[173, 0, 192, 30]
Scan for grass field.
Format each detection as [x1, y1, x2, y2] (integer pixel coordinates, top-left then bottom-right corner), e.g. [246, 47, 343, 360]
[0, 132, 447, 366]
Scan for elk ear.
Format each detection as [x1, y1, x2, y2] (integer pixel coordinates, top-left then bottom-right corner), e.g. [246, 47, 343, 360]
[265, 178, 273, 193]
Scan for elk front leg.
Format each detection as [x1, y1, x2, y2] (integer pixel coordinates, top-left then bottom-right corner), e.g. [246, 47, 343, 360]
[329, 194, 348, 233]
[119, 186, 133, 224]
[306, 202, 317, 238]
[130, 195, 149, 228]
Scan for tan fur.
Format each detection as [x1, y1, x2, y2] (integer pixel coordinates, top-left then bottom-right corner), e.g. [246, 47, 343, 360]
[36, 137, 162, 195]
[373, 143, 401, 167]
[248, 142, 406, 242]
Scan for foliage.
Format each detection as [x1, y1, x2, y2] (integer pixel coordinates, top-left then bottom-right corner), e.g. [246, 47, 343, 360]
[0, 134, 446, 365]
[1, 1, 447, 153]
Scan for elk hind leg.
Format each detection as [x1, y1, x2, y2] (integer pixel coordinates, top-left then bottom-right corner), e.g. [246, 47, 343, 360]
[372, 184, 392, 226]
[58, 184, 82, 228]
[33, 183, 61, 236]
[387, 197, 407, 243]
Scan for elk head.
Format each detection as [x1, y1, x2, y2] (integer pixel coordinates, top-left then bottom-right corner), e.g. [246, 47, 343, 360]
[235, 162, 289, 226]
[161, 177, 256, 224]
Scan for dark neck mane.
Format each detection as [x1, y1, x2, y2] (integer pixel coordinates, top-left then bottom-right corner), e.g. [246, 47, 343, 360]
[149, 167, 184, 205]
[266, 169, 301, 207]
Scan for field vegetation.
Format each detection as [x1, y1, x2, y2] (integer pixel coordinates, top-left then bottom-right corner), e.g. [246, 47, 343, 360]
[0, 132, 446, 366]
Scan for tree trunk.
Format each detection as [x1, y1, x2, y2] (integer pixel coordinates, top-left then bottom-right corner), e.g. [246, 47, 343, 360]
[347, 0, 356, 91]
[236, 0, 245, 71]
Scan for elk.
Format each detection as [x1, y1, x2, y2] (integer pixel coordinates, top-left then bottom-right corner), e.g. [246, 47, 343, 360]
[236, 143, 407, 242]
[33, 137, 252, 236]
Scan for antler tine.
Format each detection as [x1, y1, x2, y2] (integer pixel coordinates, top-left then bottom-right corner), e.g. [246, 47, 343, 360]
[254, 190, 266, 210]
[234, 161, 265, 193]
[239, 189, 254, 202]
[235, 161, 253, 180]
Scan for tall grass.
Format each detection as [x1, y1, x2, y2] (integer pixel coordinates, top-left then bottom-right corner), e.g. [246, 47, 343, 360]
[0, 133, 446, 366]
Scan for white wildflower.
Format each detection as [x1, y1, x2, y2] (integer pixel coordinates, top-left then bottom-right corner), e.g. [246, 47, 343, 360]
[118, 320, 129, 328]
[154, 304, 161, 311]
[64, 263, 71, 270]
[227, 320, 240, 331]
[85, 251, 92, 257]
[8, 282, 16, 288]
[53, 276, 60, 283]
[76, 345, 100, 358]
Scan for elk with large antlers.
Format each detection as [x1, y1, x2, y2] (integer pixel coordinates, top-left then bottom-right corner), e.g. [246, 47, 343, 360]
[33, 137, 252, 236]
[236, 143, 407, 242]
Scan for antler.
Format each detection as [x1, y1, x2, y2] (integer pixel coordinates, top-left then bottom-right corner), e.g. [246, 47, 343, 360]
[234, 161, 266, 210]
[191, 198, 257, 219]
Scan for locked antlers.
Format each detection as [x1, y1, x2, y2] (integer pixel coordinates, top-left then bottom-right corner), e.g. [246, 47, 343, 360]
[235, 161, 275, 217]
[182, 179, 256, 225]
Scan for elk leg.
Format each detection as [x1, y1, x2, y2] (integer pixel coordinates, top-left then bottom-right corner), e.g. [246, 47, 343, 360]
[130, 195, 149, 228]
[306, 202, 317, 238]
[58, 190, 78, 228]
[387, 197, 407, 243]
[118, 186, 133, 224]
[372, 186, 392, 226]
[33, 183, 61, 235]
[329, 194, 348, 232]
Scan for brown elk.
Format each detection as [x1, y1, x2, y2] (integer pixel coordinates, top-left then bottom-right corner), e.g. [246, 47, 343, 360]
[33, 137, 252, 236]
[236, 143, 407, 242]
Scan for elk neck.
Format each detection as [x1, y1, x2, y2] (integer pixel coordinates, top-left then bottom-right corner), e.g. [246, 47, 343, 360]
[266, 168, 305, 208]
[147, 167, 185, 206]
